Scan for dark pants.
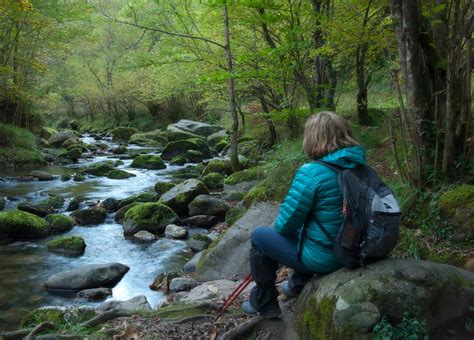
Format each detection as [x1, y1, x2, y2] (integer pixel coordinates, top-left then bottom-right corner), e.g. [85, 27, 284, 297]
[249, 227, 315, 312]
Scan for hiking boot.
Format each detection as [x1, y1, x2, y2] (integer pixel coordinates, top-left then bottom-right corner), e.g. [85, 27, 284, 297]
[241, 300, 281, 319]
[280, 280, 299, 298]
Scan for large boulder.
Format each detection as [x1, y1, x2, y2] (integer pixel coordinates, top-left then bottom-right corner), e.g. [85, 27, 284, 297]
[188, 195, 229, 218]
[111, 127, 138, 142]
[202, 172, 224, 189]
[45, 263, 130, 292]
[106, 169, 136, 179]
[161, 139, 212, 161]
[97, 295, 152, 312]
[130, 130, 168, 146]
[117, 192, 157, 209]
[45, 214, 76, 233]
[123, 202, 179, 236]
[202, 159, 234, 176]
[130, 155, 166, 170]
[167, 119, 224, 138]
[114, 202, 140, 224]
[0, 210, 49, 238]
[166, 125, 202, 141]
[184, 215, 220, 229]
[18, 196, 65, 217]
[195, 203, 279, 281]
[59, 147, 82, 162]
[438, 184, 474, 241]
[29, 170, 55, 181]
[47, 236, 86, 256]
[159, 179, 209, 216]
[71, 207, 107, 225]
[292, 259, 474, 339]
[177, 279, 253, 305]
[48, 131, 77, 147]
[207, 130, 228, 148]
[84, 161, 116, 176]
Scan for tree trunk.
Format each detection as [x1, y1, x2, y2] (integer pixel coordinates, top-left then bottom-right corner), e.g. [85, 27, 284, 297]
[356, 45, 369, 125]
[223, 3, 241, 172]
[259, 97, 277, 147]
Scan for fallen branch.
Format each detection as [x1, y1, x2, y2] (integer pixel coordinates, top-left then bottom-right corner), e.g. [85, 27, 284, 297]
[80, 309, 133, 328]
[218, 316, 263, 340]
[25, 322, 56, 340]
[0, 327, 34, 339]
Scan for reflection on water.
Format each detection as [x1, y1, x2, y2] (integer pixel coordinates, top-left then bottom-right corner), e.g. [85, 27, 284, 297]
[0, 135, 197, 330]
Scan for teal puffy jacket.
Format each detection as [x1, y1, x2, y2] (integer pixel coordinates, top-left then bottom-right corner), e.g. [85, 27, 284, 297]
[274, 145, 366, 273]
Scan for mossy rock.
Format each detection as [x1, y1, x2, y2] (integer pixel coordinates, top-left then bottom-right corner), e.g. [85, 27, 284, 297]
[130, 155, 166, 170]
[111, 127, 138, 142]
[170, 156, 187, 166]
[106, 169, 136, 179]
[123, 202, 179, 236]
[70, 207, 107, 225]
[18, 196, 65, 217]
[166, 125, 202, 141]
[438, 185, 474, 240]
[202, 159, 234, 176]
[47, 236, 86, 256]
[242, 182, 268, 207]
[84, 161, 116, 176]
[61, 174, 71, 181]
[214, 140, 229, 153]
[187, 233, 212, 252]
[154, 182, 176, 197]
[59, 147, 82, 161]
[207, 130, 228, 148]
[113, 145, 128, 154]
[0, 210, 49, 238]
[114, 202, 140, 224]
[202, 172, 224, 189]
[40, 127, 58, 140]
[118, 192, 158, 209]
[225, 206, 247, 227]
[186, 149, 205, 163]
[130, 130, 168, 146]
[45, 214, 75, 233]
[67, 196, 85, 211]
[73, 174, 86, 182]
[224, 166, 264, 185]
[159, 179, 209, 215]
[161, 138, 212, 161]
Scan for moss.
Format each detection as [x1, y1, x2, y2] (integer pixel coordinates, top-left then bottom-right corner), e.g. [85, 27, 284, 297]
[124, 202, 178, 233]
[114, 202, 140, 223]
[106, 169, 136, 179]
[130, 155, 166, 170]
[36, 196, 65, 212]
[0, 210, 49, 238]
[73, 174, 86, 182]
[22, 309, 64, 327]
[225, 206, 247, 226]
[438, 185, 474, 215]
[202, 159, 234, 176]
[84, 161, 116, 176]
[171, 156, 187, 165]
[214, 139, 229, 153]
[154, 182, 175, 196]
[111, 126, 138, 142]
[45, 214, 75, 233]
[161, 138, 211, 160]
[118, 192, 157, 209]
[70, 208, 107, 225]
[186, 149, 204, 162]
[242, 182, 269, 208]
[130, 130, 168, 146]
[302, 295, 338, 340]
[59, 147, 82, 161]
[224, 166, 264, 185]
[47, 236, 86, 254]
[0, 123, 46, 168]
[113, 145, 128, 154]
[202, 172, 224, 189]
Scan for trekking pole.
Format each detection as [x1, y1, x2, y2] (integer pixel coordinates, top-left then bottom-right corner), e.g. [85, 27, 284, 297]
[215, 273, 253, 321]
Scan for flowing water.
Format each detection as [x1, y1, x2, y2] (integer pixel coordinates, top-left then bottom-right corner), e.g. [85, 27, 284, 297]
[0, 135, 201, 330]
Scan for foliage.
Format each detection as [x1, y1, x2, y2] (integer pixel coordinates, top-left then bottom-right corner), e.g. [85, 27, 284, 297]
[373, 310, 428, 340]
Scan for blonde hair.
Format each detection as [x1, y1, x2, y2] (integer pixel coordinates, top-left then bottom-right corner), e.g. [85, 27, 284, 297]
[303, 111, 359, 159]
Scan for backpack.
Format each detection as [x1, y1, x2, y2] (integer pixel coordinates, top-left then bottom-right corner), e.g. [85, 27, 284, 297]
[300, 160, 401, 268]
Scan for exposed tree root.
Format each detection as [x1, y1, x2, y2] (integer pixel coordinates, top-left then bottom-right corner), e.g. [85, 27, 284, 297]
[0, 327, 34, 339]
[218, 316, 263, 340]
[80, 309, 133, 328]
[25, 322, 56, 340]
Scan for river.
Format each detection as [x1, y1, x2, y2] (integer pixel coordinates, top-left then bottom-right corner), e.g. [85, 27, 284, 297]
[0, 134, 200, 330]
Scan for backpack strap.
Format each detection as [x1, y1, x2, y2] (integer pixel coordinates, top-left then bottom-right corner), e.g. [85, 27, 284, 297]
[314, 160, 344, 173]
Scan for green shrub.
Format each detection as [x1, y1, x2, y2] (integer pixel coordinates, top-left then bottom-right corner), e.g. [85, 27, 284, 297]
[373, 311, 428, 340]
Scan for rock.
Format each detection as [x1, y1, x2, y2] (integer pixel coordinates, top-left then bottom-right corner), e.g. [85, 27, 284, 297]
[40, 127, 58, 140]
[130, 130, 168, 146]
[224, 166, 263, 185]
[21, 306, 97, 328]
[48, 131, 77, 147]
[202, 159, 234, 176]
[159, 179, 209, 216]
[183, 251, 205, 273]
[178, 279, 253, 304]
[0, 210, 49, 238]
[187, 233, 212, 252]
[130, 155, 166, 170]
[292, 259, 474, 339]
[114, 202, 140, 224]
[45, 263, 129, 292]
[215, 140, 229, 153]
[184, 215, 220, 229]
[29, 170, 55, 181]
[47, 236, 86, 256]
[149, 272, 180, 292]
[223, 191, 246, 202]
[186, 149, 204, 163]
[113, 145, 127, 154]
[202, 172, 224, 189]
[464, 257, 474, 271]
[161, 139, 212, 161]
[196, 203, 279, 281]
[438, 184, 474, 241]
[106, 169, 136, 179]
[168, 119, 224, 137]
[170, 156, 187, 165]
[165, 224, 188, 239]
[117, 192, 158, 209]
[154, 181, 175, 197]
[45, 214, 76, 233]
[100, 198, 119, 212]
[76, 288, 112, 301]
[166, 125, 202, 141]
[71, 207, 107, 225]
[73, 174, 86, 182]
[67, 196, 85, 211]
[123, 202, 179, 236]
[61, 174, 71, 181]
[225, 205, 247, 227]
[97, 295, 152, 312]
[59, 147, 82, 162]
[84, 161, 116, 176]
[111, 127, 138, 142]
[207, 130, 228, 149]
[169, 278, 199, 292]
[188, 195, 229, 218]
[17, 196, 65, 217]
[131, 230, 157, 242]
[0, 197, 5, 211]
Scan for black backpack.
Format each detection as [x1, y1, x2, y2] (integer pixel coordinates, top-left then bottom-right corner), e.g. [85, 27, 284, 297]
[299, 161, 401, 268]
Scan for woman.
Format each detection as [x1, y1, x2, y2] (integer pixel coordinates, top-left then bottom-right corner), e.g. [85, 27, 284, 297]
[242, 111, 366, 318]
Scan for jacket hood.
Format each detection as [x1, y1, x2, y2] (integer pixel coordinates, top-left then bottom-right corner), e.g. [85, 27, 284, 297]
[319, 145, 366, 168]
